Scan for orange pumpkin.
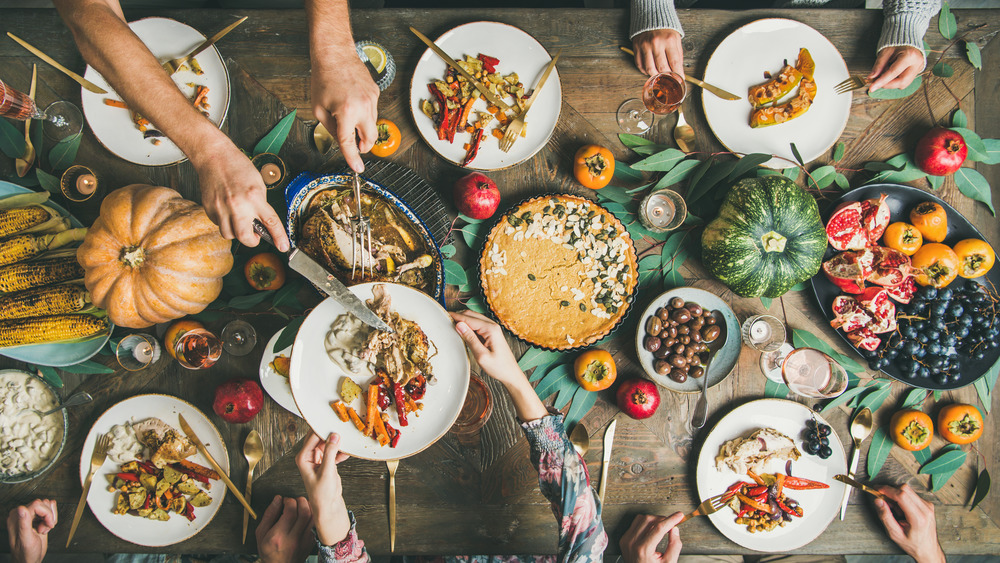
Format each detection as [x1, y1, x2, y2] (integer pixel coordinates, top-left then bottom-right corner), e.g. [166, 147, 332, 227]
[937, 403, 983, 445]
[77, 185, 233, 328]
[889, 409, 933, 451]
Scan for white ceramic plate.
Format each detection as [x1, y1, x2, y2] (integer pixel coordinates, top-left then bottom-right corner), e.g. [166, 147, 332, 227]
[289, 282, 469, 460]
[79, 394, 229, 547]
[696, 399, 847, 552]
[259, 329, 301, 417]
[409, 21, 561, 171]
[702, 18, 851, 169]
[81, 17, 231, 166]
[635, 287, 740, 393]
[0, 182, 112, 366]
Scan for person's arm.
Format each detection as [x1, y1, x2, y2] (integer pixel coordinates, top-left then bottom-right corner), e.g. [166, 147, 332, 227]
[874, 483, 946, 563]
[7, 499, 57, 563]
[630, 0, 684, 76]
[451, 310, 608, 562]
[869, 0, 941, 91]
[619, 513, 683, 563]
[306, 0, 379, 174]
[51, 0, 289, 251]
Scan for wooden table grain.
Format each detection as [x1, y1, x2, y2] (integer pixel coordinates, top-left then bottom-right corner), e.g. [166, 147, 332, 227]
[1, 7, 999, 557]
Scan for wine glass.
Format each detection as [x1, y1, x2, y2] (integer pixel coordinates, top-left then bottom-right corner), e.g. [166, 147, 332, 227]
[221, 319, 257, 356]
[616, 71, 687, 134]
[740, 314, 794, 383]
[781, 348, 849, 399]
[174, 328, 223, 369]
[115, 333, 161, 371]
[0, 79, 83, 142]
[450, 375, 493, 437]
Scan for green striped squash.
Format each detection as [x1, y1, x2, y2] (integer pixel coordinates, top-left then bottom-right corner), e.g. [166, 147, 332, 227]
[701, 175, 827, 298]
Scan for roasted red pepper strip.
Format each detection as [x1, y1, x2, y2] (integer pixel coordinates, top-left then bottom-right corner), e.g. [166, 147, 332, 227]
[746, 485, 768, 497]
[736, 493, 771, 513]
[478, 54, 499, 74]
[137, 461, 158, 474]
[183, 501, 196, 522]
[461, 128, 484, 167]
[384, 420, 400, 448]
[437, 105, 452, 141]
[747, 470, 767, 486]
[737, 504, 754, 518]
[392, 382, 408, 427]
[776, 498, 803, 517]
[783, 476, 829, 490]
[116, 472, 139, 482]
[724, 482, 746, 497]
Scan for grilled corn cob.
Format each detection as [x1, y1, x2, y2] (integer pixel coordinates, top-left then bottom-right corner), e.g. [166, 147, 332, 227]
[0, 206, 52, 238]
[0, 257, 85, 293]
[0, 284, 91, 320]
[0, 228, 88, 267]
[0, 314, 109, 347]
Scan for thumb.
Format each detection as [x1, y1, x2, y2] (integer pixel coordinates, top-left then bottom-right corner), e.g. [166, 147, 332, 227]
[455, 321, 490, 359]
[874, 498, 904, 541]
[17, 507, 32, 537]
[663, 527, 683, 562]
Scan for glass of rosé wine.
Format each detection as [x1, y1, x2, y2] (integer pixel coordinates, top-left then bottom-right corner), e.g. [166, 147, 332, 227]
[616, 71, 687, 134]
[1, 78, 82, 142]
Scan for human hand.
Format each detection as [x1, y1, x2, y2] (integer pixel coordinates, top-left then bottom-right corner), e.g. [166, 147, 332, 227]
[631, 29, 684, 77]
[874, 483, 945, 563]
[312, 55, 379, 173]
[7, 499, 57, 563]
[255, 495, 314, 563]
[295, 432, 352, 546]
[619, 512, 683, 563]
[868, 46, 925, 92]
[192, 140, 290, 252]
[450, 310, 525, 388]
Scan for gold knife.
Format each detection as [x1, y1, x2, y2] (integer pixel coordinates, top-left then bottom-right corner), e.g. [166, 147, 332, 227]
[409, 27, 514, 113]
[834, 474, 888, 501]
[516, 52, 559, 118]
[162, 16, 248, 76]
[7, 32, 108, 94]
[178, 414, 257, 519]
[619, 46, 741, 101]
[386, 459, 399, 552]
[598, 418, 617, 505]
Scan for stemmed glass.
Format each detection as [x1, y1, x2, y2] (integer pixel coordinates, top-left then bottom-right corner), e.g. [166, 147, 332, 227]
[221, 319, 258, 356]
[617, 71, 687, 135]
[741, 314, 795, 383]
[781, 348, 849, 399]
[174, 328, 223, 370]
[1, 79, 83, 142]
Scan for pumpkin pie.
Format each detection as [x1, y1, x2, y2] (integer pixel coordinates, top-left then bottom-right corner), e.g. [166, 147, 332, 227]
[479, 195, 638, 350]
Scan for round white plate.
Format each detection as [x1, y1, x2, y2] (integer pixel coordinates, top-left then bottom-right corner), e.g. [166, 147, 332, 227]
[696, 399, 847, 552]
[0, 182, 112, 366]
[702, 18, 851, 169]
[259, 328, 301, 417]
[79, 394, 229, 547]
[409, 21, 561, 171]
[635, 287, 740, 394]
[81, 17, 231, 166]
[289, 282, 469, 460]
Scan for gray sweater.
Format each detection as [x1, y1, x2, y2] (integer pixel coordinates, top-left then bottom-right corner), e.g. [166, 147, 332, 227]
[630, 0, 941, 54]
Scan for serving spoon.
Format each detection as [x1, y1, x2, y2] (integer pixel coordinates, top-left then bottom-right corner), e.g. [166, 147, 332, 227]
[692, 312, 727, 429]
[18, 391, 92, 419]
[673, 106, 694, 153]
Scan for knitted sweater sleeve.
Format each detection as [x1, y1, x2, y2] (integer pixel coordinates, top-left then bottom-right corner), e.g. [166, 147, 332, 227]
[878, 0, 941, 52]
[630, 0, 684, 39]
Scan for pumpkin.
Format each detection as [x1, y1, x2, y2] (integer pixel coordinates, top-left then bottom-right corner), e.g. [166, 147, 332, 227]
[701, 175, 827, 298]
[77, 185, 233, 328]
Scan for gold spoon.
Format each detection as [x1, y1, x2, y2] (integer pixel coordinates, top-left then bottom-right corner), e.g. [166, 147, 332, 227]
[673, 106, 695, 154]
[839, 407, 873, 520]
[314, 122, 334, 154]
[15, 65, 37, 178]
[242, 430, 263, 544]
[569, 423, 591, 457]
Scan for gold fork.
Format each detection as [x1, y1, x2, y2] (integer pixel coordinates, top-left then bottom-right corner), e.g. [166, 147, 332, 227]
[677, 491, 733, 524]
[67, 433, 111, 547]
[500, 52, 560, 153]
[386, 460, 399, 552]
[834, 69, 932, 95]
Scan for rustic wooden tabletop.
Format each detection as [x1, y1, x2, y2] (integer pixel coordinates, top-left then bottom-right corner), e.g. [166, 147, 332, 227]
[1, 6, 999, 557]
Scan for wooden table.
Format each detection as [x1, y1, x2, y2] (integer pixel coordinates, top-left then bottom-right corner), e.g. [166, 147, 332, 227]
[1, 7, 999, 557]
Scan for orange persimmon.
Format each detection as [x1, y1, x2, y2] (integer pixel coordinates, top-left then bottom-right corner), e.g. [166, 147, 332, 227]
[911, 243, 959, 288]
[245, 252, 287, 291]
[370, 119, 401, 157]
[909, 202, 948, 243]
[890, 409, 933, 451]
[953, 239, 996, 278]
[164, 320, 205, 360]
[574, 349, 617, 391]
[937, 404, 983, 445]
[882, 222, 923, 256]
[573, 145, 615, 190]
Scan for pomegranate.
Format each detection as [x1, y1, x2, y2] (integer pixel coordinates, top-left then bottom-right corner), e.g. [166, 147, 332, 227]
[616, 378, 660, 420]
[213, 378, 264, 424]
[914, 127, 967, 176]
[823, 249, 874, 294]
[846, 326, 881, 352]
[858, 286, 896, 326]
[868, 314, 898, 334]
[826, 201, 868, 251]
[453, 172, 500, 220]
[867, 246, 912, 287]
[885, 276, 918, 304]
[860, 194, 891, 244]
[830, 296, 872, 333]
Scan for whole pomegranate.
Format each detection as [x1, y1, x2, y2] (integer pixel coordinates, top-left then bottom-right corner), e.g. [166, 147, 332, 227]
[453, 173, 500, 220]
[616, 378, 660, 420]
[914, 128, 967, 176]
[213, 378, 264, 424]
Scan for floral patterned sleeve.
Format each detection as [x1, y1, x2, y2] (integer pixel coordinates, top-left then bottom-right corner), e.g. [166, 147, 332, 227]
[317, 510, 370, 563]
[521, 411, 608, 563]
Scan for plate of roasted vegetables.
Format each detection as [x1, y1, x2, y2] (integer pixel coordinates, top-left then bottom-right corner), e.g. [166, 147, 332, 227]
[289, 282, 469, 460]
[0, 183, 112, 366]
[80, 17, 230, 166]
[409, 21, 561, 170]
[79, 394, 228, 546]
[701, 18, 850, 169]
[696, 399, 846, 551]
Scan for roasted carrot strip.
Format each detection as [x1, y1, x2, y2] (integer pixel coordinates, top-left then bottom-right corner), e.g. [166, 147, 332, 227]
[174, 460, 219, 481]
[331, 401, 350, 422]
[371, 412, 390, 446]
[103, 99, 129, 109]
[363, 384, 379, 436]
[192, 85, 209, 109]
[347, 407, 366, 432]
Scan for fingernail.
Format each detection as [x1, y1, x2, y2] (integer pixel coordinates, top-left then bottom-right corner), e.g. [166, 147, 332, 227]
[456, 321, 469, 334]
[273, 495, 281, 505]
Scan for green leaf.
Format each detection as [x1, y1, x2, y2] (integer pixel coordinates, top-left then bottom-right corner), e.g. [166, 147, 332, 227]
[939, 2, 956, 39]
[833, 142, 845, 162]
[969, 469, 991, 511]
[36, 169, 60, 194]
[929, 447, 967, 492]
[444, 259, 469, 288]
[464, 296, 486, 315]
[612, 160, 644, 184]
[758, 168, 781, 177]
[764, 379, 790, 399]
[934, 390, 943, 402]
[48, 134, 81, 170]
[59, 359, 114, 375]
[857, 379, 893, 414]
[821, 385, 870, 413]
[866, 428, 894, 478]
[973, 361, 1000, 413]
[253, 111, 297, 156]
[229, 290, 276, 309]
[727, 153, 771, 181]
[533, 363, 572, 400]
[554, 379, 578, 409]
[835, 173, 850, 190]
[626, 220, 658, 243]
[564, 386, 598, 430]
[594, 184, 634, 205]
[966, 41, 983, 70]
[626, 182, 654, 194]
[30, 365, 63, 388]
[950, 127, 988, 162]
[687, 159, 736, 206]
[920, 446, 967, 476]
[440, 244, 456, 258]
[954, 168, 995, 216]
[273, 315, 306, 353]
[654, 159, 700, 189]
[518, 347, 562, 372]
[928, 174, 945, 191]
[790, 143, 804, 166]
[632, 145, 667, 156]
[760, 297, 772, 309]
[631, 148, 687, 171]
[272, 280, 303, 310]
[639, 254, 660, 271]
[663, 268, 684, 288]
[868, 153, 927, 184]
[864, 161, 905, 173]
[459, 223, 483, 250]
[912, 447, 932, 465]
[807, 165, 837, 190]
[683, 211, 703, 226]
[901, 388, 928, 409]
[981, 139, 1000, 165]
[782, 166, 800, 180]
[952, 109, 968, 129]
[458, 214, 484, 224]
[527, 359, 556, 383]
[932, 62, 954, 78]
[788, 281, 808, 292]
[619, 133, 657, 148]
[869, 75, 923, 99]
[0, 119, 26, 159]
[659, 231, 686, 269]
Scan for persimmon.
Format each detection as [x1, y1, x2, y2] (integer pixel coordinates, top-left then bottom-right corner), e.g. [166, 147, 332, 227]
[165, 319, 204, 360]
[882, 222, 923, 256]
[574, 349, 617, 391]
[244, 252, 287, 291]
[574, 145, 614, 190]
[911, 243, 959, 288]
[937, 404, 983, 445]
[371, 119, 401, 157]
[889, 409, 933, 451]
[953, 239, 996, 278]
[909, 202, 948, 243]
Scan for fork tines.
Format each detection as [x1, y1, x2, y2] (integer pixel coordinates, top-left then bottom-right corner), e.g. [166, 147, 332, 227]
[350, 173, 374, 280]
[834, 75, 867, 95]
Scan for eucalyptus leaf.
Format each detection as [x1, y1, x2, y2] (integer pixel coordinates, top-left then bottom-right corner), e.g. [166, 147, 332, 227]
[253, 111, 297, 156]
[969, 468, 991, 511]
[864, 161, 906, 173]
[757, 168, 781, 177]
[920, 446, 967, 476]
[912, 447, 931, 465]
[612, 160, 644, 184]
[273, 315, 306, 353]
[950, 127, 988, 162]
[632, 145, 667, 156]
[807, 165, 837, 190]
[790, 143, 804, 166]
[866, 427, 894, 478]
[764, 379, 789, 399]
[48, 134, 81, 170]
[934, 390, 943, 402]
[632, 148, 687, 171]
[928, 174, 945, 191]
[835, 173, 850, 190]
[857, 379, 893, 414]
[36, 169, 60, 194]
[595, 184, 634, 205]
[554, 380, 577, 409]
[31, 365, 63, 388]
[459, 223, 483, 249]
[760, 297, 772, 309]
[229, 290, 276, 309]
[981, 139, 1000, 165]
[639, 254, 661, 271]
[528, 359, 557, 383]
[659, 231, 686, 269]
[59, 359, 114, 375]
[687, 159, 736, 206]
[626, 220, 659, 243]
[833, 142, 845, 162]
[973, 362, 1000, 413]
[518, 347, 562, 371]
[932, 62, 954, 78]
[440, 244, 456, 258]
[0, 119, 26, 159]
[821, 385, 870, 413]
[930, 450, 966, 492]
[966, 41, 983, 70]
[619, 133, 658, 148]
[443, 259, 469, 289]
[458, 214, 484, 224]
[663, 268, 684, 288]
[654, 158, 700, 189]
[901, 388, 928, 409]
[464, 296, 486, 314]
[939, 2, 956, 39]
[869, 75, 923, 99]
[533, 363, 572, 400]
[564, 386, 597, 430]
[727, 153, 771, 181]
[626, 182, 655, 194]
[954, 168, 995, 216]
[952, 109, 968, 129]
[782, 166, 800, 180]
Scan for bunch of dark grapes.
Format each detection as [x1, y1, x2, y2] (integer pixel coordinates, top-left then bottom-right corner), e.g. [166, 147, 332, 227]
[803, 418, 833, 459]
[863, 282, 999, 386]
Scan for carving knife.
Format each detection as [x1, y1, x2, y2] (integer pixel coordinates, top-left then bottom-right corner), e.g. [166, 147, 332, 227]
[177, 414, 257, 519]
[598, 418, 617, 505]
[252, 220, 393, 333]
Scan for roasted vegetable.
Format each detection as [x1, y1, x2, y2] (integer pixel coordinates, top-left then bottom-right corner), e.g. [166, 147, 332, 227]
[0, 314, 109, 347]
[0, 228, 87, 268]
[749, 77, 817, 128]
[0, 283, 90, 320]
[0, 256, 85, 293]
[0, 205, 54, 238]
[748, 48, 813, 107]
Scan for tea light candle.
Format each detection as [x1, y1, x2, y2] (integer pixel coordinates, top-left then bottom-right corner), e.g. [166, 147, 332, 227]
[132, 341, 153, 364]
[749, 319, 772, 341]
[76, 174, 97, 195]
[642, 192, 676, 229]
[260, 163, 282, 185]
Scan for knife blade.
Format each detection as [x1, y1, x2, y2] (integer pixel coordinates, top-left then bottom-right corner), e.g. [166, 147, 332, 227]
[7, 32, 108, 94]
[618, 46, 741, 101]
[252, 220, 393, 333]
[598, 418, 617, 505]
[409, 27, 514, 113]
[834, 474, 887, 501]
[177, 414, 257, 519]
